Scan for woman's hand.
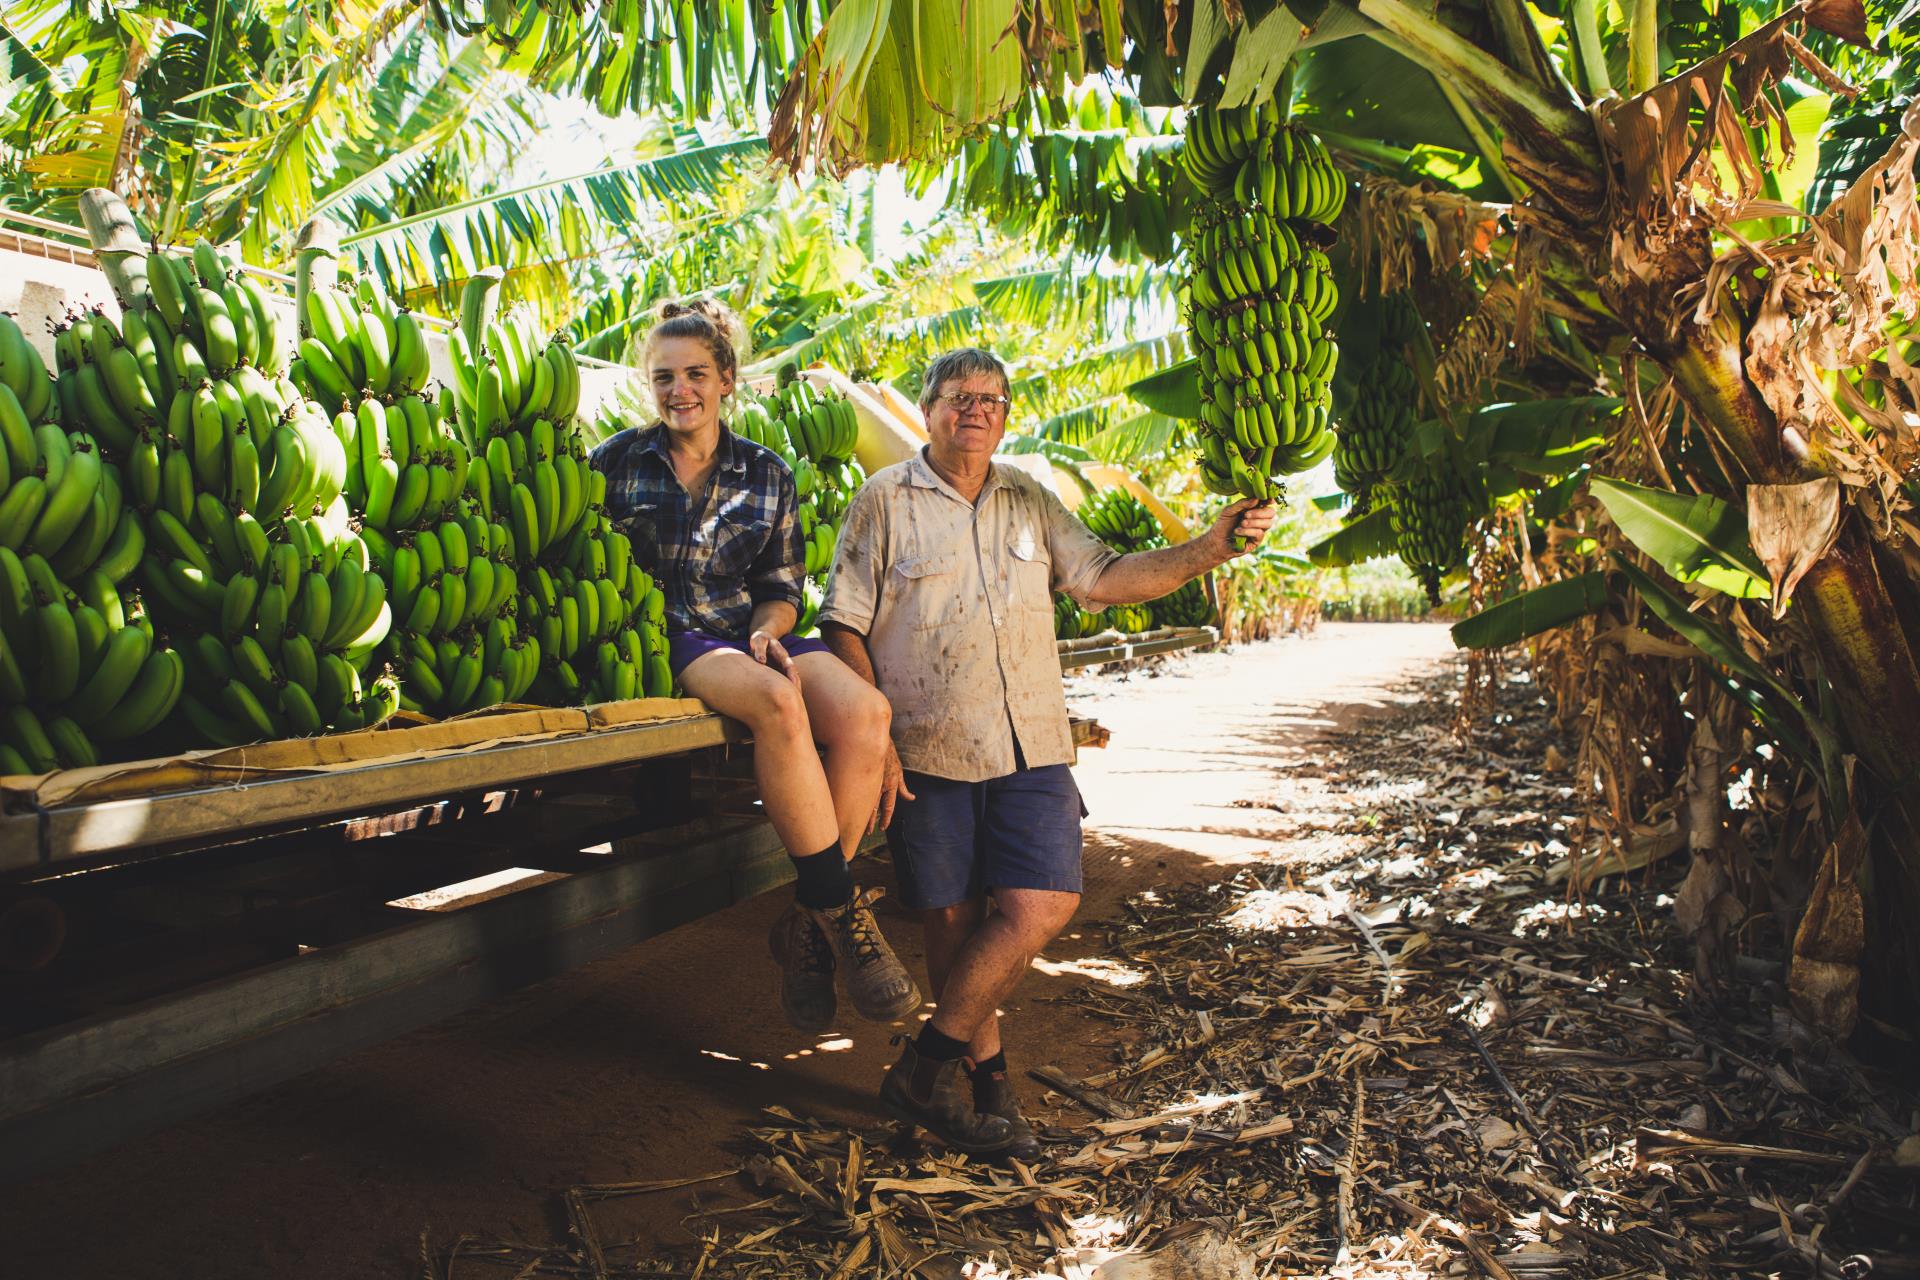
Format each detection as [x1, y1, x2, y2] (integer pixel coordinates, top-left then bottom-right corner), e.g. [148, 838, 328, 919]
[749, 629, 801, 688]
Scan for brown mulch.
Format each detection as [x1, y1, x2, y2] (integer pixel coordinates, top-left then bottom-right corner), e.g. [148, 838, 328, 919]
[433, 662, 1920, 1279]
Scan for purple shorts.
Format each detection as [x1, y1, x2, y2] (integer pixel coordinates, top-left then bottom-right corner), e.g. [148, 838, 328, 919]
[666, 630, 831, 676]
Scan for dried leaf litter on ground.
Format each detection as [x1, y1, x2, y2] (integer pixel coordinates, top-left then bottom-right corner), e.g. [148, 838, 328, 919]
[433, 659, 1917, 1279]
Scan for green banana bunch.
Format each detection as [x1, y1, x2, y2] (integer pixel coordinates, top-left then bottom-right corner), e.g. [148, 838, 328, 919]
[1388, 463, 1474, 608]
[351, 393, 471, 533]
[445, 292, 582, 447]
[1180, 102, 1280, 199]
[0, 313, 56, 435]
[768, 370, 859, 468]
[143, 244, 287, 382]
[733, 397, 781, 451]
[0, 547, 186, 765]
[1183, 118, 1346, 508]
[1149, 577, 1216, 628]
[513, 552, 670, 708]
[802, 519, 837, 576]
[1330, 295, 1423, 514]
[47, 307, 158, 461]
[1054, 593, 1107, 641]
[378, 604, 541, 718]
[796, 581, 823, 638]
[728, 383, 865, 639]
[1100, 603, 1155, 635]
[1334, 353, 1419, 515]
[1230, 127, 1348, 226]
[143, 505, 394, 745]
[1079, 488, 1166, 553]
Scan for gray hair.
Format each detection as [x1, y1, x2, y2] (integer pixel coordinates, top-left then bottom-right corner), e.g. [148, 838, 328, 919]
[918, 347, 1011, 413]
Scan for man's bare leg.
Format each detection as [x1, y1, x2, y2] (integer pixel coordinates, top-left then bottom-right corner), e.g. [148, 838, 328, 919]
[923, 888, 1080, 1052]
[920, 899, 993, 1059]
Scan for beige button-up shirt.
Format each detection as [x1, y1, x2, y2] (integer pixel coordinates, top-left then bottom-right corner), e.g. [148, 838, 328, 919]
[820, 451, 1120, 783]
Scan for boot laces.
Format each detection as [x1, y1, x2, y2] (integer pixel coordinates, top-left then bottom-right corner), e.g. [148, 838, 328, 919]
[839, 887, 890, 966]
[793, 912, 834, 975]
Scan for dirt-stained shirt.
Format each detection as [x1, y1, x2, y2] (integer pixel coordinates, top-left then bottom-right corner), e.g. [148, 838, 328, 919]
[820, 450, 1120, 783]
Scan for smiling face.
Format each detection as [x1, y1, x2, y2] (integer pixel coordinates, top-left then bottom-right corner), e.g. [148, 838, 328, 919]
[924, 370, 1013, 462]
[649, 334, 734, 437]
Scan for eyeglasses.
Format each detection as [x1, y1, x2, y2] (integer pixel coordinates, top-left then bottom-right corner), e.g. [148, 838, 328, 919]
[935, 391, 1012, 416]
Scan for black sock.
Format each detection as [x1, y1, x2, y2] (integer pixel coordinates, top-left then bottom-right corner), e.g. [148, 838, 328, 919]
[791, 843, 853, 911]
[967, 1050, 1007, 1080]
[915, 1024, 969, 1062]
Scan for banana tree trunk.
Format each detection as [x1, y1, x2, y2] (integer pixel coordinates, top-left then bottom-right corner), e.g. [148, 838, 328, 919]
[1663, 304, 1920, 1027]
[1663, 324, 1920, 790]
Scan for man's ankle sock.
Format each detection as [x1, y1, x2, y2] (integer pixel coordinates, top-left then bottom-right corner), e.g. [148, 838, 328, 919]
[915, 1024, 969, 1062]
[967, 1051, 1007, 1080]
[791, 843, 853, 911]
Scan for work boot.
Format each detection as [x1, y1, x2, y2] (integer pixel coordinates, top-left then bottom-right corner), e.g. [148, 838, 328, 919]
[767, 903, 836, 1033]
[880, 1037, 1018, 1154]
[803, 886, 921, 1022]
[972, 1064, 1043, 1163]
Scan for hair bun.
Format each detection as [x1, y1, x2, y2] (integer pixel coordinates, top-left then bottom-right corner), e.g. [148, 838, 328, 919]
[644, 296, 748, 381]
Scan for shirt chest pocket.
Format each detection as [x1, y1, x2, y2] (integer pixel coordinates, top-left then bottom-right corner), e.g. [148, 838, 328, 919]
[1006, 531, 1053, 612]
[612, 507, 663, 573]
[706, 515, 770, 580]
[894, 551, 963, 630]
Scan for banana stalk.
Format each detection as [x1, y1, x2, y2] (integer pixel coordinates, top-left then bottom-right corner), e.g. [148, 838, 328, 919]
[76, 189, 151, 314]
[294, 218, 343, 342]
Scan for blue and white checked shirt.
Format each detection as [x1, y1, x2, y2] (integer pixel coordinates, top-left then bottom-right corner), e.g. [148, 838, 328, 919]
[588, 423, 805, 640]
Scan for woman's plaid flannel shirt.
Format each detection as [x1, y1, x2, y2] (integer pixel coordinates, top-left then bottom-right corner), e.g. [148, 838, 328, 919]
[588, 423, 806, 640]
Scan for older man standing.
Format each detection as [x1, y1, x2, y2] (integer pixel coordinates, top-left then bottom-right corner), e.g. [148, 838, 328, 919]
[820, 348, 1276, 1156]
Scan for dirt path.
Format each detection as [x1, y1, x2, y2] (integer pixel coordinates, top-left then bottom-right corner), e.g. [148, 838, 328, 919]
[0, 622, 1456, 1280]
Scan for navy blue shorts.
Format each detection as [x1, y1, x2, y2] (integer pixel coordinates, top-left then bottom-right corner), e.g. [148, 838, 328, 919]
[666, 630, 830, 677]
[886, 763, 1087, 910]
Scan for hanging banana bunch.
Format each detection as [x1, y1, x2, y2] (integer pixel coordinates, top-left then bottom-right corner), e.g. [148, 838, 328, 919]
[1332, 294, 1422, 515]
[1390, 463, 1473, 608]
[1183, 99, 1346, 505]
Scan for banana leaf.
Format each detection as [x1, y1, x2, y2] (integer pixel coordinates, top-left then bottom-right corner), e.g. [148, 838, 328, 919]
[971, 263, 1175, 329]
[1219, 3, 1308, 107]
[1532, 467, 1589, 521]
[340, 138, 770, 286]
[1590, 476, 1770, 600]
[1293, 31, 1479, 159]
[1450, 571, 1609, 650]
[1126, 357, 1202, 420]
[1468, 397, 1620, 472]
[999, 433, 1095, 467]
[1307, 505, 1395, 567]
[1182, 0, 1235, 100]
[1016, 333, 1191, 409]
[1258, 548, 1316, 574]
[1405, 418, 1443, 462]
